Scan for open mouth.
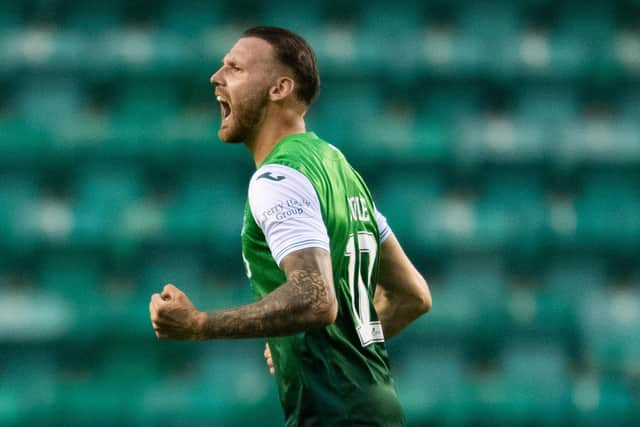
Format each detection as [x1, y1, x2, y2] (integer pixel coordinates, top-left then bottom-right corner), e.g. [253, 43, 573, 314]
[216, 95, 232, 121]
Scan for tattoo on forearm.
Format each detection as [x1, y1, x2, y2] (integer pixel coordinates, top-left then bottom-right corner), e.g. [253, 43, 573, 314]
[198, 267, 333, 340]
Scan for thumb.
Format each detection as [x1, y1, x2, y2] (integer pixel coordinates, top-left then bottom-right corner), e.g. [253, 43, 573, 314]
[161, 283, 178, 300]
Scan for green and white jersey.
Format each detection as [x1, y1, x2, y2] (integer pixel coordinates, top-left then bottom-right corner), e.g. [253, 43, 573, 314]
[241, 132, 405, 426]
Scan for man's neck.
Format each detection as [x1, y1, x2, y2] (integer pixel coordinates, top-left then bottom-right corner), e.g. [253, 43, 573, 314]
[245, 110, 306, 168]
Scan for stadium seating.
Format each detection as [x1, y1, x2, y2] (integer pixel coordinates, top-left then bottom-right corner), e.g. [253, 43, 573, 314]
[1, 0, 639, 425]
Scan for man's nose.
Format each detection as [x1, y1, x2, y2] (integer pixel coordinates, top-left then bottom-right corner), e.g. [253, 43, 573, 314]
[210, 68, 223, 86]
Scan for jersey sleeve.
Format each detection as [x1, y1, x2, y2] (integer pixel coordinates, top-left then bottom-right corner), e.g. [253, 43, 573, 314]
[375, 208, 392, 243]
[248, 164, 330, 266]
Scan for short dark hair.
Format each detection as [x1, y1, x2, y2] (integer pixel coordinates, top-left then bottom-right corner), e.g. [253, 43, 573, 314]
[242, 26, 320, 106]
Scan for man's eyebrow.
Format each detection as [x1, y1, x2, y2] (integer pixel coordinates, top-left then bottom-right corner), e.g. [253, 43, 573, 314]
[222, 55, 240, 66]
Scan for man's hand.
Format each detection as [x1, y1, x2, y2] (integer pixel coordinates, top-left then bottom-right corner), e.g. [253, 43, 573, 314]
[149, 284, 206, 340]
[264, 343, 275, 376]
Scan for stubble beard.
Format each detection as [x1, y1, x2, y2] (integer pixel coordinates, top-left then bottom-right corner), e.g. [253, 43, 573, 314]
[219, 87, 270, 144]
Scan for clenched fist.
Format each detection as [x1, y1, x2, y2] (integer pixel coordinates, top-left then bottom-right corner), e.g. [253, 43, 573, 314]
[149, 284, 206, 340]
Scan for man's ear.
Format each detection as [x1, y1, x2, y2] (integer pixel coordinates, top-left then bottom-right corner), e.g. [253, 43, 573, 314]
[270, 77, 295, 101]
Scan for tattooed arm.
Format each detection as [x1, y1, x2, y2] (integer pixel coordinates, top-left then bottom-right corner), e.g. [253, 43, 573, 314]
[149, 247, 337, 340]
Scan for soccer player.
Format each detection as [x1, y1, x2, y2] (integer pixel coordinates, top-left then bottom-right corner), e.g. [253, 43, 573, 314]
[149, 26, 431, 426]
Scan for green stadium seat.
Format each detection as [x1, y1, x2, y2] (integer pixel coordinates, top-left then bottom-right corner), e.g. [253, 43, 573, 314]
[114, 197, 164, 249]
[458, 2, 521, 76]
[562, 116, 640, 166]
[416, 88, 478, 164]
[148, 30, 200, 71]
[475, 172, 546, 253]
[38, 253, 102, 326]
[99, 343, 159, 386]
[458, 112, 549, 165]
[492, 341, 571, 425]
[515, 86, 579, 124]
[572, 375, 634, 426]
[411, 116, 452, 162]
[0, 2, 22, 30]
[142, 342, 277, 425]
[561, 4, 615, 73]
[260, 0, 324, 36]
[548, 4, 615, 77]
[416, 195, 477, 253]
[376, 172, 442, 243]
[419, 87, 480, 126]
[575, 173, 640, 250]
[592, 89, 640, 165]
[394, 347, 468, 426]
[55, 379, 143, 425]
[0, 351, 57, 424]
[515, 87, 578, 165]
[163, 172, 245, 249]
[355, 1, 423, 73]
[0, 287, 74, 341]
[580, 283, 640, 375]
[16, 79, 84, 132]
[0, 114, 53, 165]
[64, 2, 123, 33]
[161, 0, 225, 36]
[619, 88, 640, 121]
[0, 173, 41, 249]
[145, 108, 245, 165]
[310, 82, 381, 151]
[110, 83, 179, 142]
[0, 173, 38, 215]
[608, 119, 640, 164]
[421, 172, 545, 253]
[358, 102, 420, 162]
[513, 258, 607, 344]
[0, 388, 19, 426]
[74, 166, 144, 207]
[71, 167, 145, 245]
[424, 257, 508, 347]
[51, 31, 89, 69]
[139, 250, 205, 298]
[4, 29, 88, 70]
[612, 87, 640, 163]
[49, 342, 158, 421]
[433, 24, 484, 76]
[197, 275, 253, 310]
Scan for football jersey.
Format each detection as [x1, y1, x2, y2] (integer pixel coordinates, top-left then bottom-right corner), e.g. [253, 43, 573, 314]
[241, 132, 405, 426]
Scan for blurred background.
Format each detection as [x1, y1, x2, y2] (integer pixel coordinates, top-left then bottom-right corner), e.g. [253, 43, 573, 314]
[1, 0, 639, 425]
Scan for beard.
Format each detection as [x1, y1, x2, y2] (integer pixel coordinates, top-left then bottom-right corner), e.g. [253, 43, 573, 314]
[218, 86, 270, 143]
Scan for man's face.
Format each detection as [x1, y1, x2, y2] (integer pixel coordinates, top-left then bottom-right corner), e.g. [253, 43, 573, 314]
[210, 37, 276, 143]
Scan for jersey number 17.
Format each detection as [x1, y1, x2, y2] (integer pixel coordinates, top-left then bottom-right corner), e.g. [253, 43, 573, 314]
[345, 232, 384, 347]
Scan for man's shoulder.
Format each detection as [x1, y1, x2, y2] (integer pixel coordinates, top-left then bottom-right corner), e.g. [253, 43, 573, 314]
[268, 132, 342, 163]
[249, 163, 305, 186]
[247, 164, 316, 207]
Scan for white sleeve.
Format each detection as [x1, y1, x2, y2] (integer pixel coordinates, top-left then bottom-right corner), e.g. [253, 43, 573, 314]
[375, 208, 392, 243]
[248, 164, 330, 266]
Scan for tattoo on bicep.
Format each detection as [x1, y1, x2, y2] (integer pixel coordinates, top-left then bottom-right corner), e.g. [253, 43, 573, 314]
[287, 269, 331, 315]
[198, 267, 332, 339]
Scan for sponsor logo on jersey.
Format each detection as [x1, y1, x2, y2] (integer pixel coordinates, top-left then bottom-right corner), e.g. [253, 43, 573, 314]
[257, 171, 286, 182]
[260, 199, 311, 222]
